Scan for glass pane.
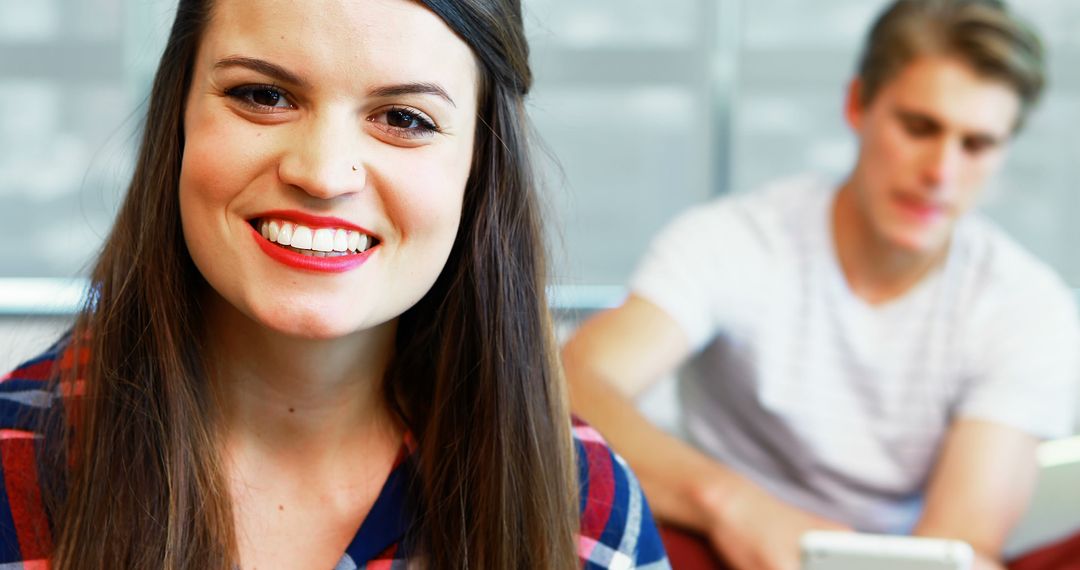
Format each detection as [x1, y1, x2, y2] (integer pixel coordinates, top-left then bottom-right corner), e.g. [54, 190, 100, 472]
[0, 79, 132, 277]
[69, 0, 123, 41]
[731, 90, 854, 192]
[742, 0, 882, 49]
[531, 86, 713, 285]
[0, 0, 171, 280]
[525, 0, 700, 49]
[0, 0, 61, 41]
[0, 0, 122, 42]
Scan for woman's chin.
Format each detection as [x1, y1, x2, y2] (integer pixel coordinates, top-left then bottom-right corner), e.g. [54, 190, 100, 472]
[232, 299, 385, 341]
[258, 313, 382, 341]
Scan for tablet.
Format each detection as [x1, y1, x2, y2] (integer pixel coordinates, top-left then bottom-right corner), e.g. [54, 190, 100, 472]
[801, 531, 974, 570]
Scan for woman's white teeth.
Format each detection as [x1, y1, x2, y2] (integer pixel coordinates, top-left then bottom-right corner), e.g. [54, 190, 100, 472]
[277, 222, 294, 246]
[309, 228, 332, 252]
[291, 226, 313, 250]
[259, 219, 373, 253]
[333, 229, 348, 252]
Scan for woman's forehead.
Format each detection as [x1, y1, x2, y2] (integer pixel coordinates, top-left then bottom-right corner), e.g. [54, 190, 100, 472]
[199, 0, 479, 101]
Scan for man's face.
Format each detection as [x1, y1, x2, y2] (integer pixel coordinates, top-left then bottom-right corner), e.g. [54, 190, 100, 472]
[845, 55, 1021, 254]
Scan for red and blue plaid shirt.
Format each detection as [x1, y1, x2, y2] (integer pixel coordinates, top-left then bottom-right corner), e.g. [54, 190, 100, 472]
[0, 338, 670, 569]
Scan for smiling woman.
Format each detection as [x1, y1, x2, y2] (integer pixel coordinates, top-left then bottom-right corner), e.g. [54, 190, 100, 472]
[0, 0, 669, 568]
[180, 0, 479, 341]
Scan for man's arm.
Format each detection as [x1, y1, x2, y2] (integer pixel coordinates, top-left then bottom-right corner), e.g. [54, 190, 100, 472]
[913, 418, 1039, 570]
[563, 294, 849, 570]
[562, 294, 718, 529]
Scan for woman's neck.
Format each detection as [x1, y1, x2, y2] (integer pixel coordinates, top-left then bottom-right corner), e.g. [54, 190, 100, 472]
[201, 295, 405, 569]
[202, 292, 400, 459]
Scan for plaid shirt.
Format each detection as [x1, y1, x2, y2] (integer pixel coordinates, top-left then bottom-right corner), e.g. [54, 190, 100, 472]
[0, 339, 670, 569]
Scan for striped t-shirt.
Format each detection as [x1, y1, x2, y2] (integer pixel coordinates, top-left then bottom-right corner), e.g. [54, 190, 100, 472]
[632, 174, 1080, 534]
[0, 338, 671, 569]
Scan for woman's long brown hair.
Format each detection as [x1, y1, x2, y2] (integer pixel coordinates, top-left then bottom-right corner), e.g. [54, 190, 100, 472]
[43, 0, 580, 568]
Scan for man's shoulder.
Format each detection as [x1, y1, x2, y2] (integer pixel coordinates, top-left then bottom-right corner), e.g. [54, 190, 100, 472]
[691, 172, 834, 218]
[748, 172, 837, 202]
[661, 173, 834, 251]
[951, 215, 1073, 306]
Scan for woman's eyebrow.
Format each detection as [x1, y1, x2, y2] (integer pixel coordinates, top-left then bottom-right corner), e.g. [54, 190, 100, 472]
[213, 56, 309, 88]
[369, 83, 456, 108]
[212, 59, 455, 108]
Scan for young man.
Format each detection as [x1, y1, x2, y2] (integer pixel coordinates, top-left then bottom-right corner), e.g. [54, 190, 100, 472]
[563, 2, 1079, 570]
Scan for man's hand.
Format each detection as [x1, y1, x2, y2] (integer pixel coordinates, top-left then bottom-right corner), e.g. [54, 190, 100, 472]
[704, 481, 851, 570]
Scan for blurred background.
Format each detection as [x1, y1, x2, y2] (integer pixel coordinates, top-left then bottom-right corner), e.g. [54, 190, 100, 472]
[2, 0, 1079, 353]
[529, 0, 1080, 292]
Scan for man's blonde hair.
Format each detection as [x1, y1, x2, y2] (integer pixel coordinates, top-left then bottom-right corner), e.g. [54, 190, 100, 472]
[857, 0, 1045, 129]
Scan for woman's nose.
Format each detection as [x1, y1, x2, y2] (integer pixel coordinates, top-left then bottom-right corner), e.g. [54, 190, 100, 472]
[277, 113, 367, 199]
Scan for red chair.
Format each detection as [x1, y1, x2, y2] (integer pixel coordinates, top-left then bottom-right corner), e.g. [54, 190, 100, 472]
[1008, 531, 1080, 570]
[658, 525, 728, 570]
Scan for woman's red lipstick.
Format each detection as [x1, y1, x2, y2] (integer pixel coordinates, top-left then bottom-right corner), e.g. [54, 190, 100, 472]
[254, 210, 374, 233]
[249, 212, 378, 273]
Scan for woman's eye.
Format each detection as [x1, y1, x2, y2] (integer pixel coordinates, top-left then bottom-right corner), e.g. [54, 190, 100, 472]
[372, 107, 439, 139]
[225, 85, 294, 111]
[386, 109, 420, 129]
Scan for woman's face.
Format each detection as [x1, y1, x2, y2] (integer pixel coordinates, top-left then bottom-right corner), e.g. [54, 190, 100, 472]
[180, 0, 479, 339]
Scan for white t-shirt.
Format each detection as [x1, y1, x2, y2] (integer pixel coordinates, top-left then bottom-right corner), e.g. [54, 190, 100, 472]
[630, 174, 1080, 534]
